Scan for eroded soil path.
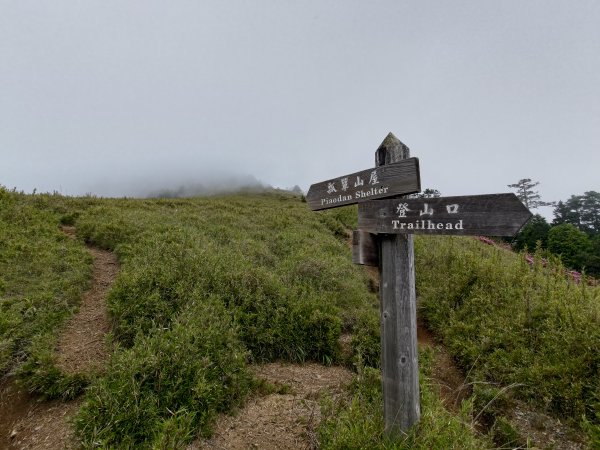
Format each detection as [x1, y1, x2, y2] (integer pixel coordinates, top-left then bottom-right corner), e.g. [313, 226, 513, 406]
[55, 226, 117, 374]
[191, 363, 353, 450]
[0, 380, 81, 450]
[416, 317, 471, 412]
[0, 226, 117, 449]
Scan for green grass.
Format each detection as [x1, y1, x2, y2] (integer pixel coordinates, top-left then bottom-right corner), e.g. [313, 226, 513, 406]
[65, 192, 382, 447]
[0, 187, 93, 396]
[415, 235, 600, 444]
[74, 297, 252, 447]
[318, 348, 492, 449]
[6, 186, 596, 447]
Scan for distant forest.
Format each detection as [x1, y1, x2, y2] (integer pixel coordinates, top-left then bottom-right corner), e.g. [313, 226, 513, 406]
[417, 182, 600, 277]
[513, 190, 600, 277]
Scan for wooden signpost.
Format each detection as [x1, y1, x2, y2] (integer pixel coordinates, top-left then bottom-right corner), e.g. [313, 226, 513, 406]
[307, 132, 532, 438]
[358, 193, 532, 236]
[306, 158, 421, 211]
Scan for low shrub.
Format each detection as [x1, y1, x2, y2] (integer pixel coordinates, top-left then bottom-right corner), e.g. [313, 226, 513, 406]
[0, 187, 91, 396]
[416, 235, 600, 436]
[75, 298, 252, 448]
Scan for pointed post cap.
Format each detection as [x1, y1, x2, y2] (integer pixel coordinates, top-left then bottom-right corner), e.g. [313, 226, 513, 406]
[376, 132, 410, 166]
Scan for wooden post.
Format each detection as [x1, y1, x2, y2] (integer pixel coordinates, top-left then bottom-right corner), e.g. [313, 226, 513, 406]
[307, 132, 532, 438]
[376, 132, 420, 436]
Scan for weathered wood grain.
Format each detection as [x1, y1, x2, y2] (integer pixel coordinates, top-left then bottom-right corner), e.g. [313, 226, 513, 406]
[376, 132, 420, 436]
[352, 230, 378, 266]
[358, 193, 532, 236]
[306, 158, 421, 211]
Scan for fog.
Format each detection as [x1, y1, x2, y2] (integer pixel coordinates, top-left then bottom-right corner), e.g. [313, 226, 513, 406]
[1, 1, 599, 216]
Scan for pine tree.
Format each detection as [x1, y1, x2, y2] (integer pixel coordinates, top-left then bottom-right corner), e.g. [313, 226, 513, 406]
[553, 191, 600, 235]
[507, 178, 553, 209]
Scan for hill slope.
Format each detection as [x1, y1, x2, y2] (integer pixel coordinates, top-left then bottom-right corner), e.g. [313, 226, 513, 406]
[1, 187, 597, 448]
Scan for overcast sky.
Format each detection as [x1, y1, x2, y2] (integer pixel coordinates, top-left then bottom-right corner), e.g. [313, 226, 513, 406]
[1, 1, 599, 218]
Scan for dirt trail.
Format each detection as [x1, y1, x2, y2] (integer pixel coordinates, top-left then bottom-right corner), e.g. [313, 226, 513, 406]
[55, 226, 118, 374]
[0, 226, 117, 449]
[191, 363, 353, 450]
[0, 379, 81, 450]
[416, 317, 470, 411]
[187, 324, 463, 450]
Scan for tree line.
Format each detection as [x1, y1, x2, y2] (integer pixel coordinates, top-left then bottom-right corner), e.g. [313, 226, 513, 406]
[419, 180, 600, 277]
[509, 179, 600, 277]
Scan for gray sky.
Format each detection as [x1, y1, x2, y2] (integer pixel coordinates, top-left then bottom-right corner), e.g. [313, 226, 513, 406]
[1, 1, 599, 218]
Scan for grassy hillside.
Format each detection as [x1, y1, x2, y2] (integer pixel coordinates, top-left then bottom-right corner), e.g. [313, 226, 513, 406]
[0, 188, 92, 395]
[2, 185, 597, 447]
[416, 236, 600, 443]
[69, 192, 383, 446]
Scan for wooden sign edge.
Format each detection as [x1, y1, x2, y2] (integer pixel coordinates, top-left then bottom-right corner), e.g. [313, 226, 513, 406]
[306, 157, 421, 211]
[357, 193, 533, 237]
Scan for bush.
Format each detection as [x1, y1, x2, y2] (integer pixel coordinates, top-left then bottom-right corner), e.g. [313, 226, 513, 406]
[416, 235, 600, 434]
[75, 298, 252, 449]
[547, 223, 592, 270]
[0, 187, 91, 393]
[512, 214, 550, 251]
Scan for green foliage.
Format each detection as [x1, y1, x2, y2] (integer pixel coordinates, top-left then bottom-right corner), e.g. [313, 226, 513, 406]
[416, 235, 600, 436]
[508, 178, 553, 210]
[512, 214, 550, 252]
[550, 192, 600, 276]
[75, 299, 252, 449]
[547, 223, 592, 271]
[554, 191, 600, 236]
[349, 312, 381, 369]
[318, 351, 491, 449]
[68, 192, 378, 446]
[0, 187, 92, 392]
[317, 205, 358, 237]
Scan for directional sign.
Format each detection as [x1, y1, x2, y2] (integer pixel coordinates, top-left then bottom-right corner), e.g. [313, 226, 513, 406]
[306, 157, 421, 211]
[358, 193, 532, 236]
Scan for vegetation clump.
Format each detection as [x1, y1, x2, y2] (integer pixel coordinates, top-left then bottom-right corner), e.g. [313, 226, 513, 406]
[3, 185, 597, 447]
[318, 349, 491, 449]
[416, 235, 600, 442]
[0, 187, 92, 395]
[69, 193, 378, 447]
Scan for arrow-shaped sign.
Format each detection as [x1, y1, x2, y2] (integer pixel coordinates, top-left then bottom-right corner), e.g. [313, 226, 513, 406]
[358, 193, 532, 236]
[306, 157, 420, 211]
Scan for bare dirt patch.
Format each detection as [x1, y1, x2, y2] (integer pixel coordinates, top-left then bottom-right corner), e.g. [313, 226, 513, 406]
[417, 316, 470, 412]
[191, 363, 353, 450]
[0, 226, 118, 449]
[0, 378, 80, 449]
[56, 226, 118, 375]
[507, 402, 586, 450]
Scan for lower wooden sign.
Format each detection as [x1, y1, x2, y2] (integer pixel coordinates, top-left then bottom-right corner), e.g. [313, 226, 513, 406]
[358, 193, 532, 236]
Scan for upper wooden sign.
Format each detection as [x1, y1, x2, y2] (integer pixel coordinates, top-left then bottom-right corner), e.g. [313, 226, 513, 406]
[358, 193, 532, 236]
[306, 158, 421, 211]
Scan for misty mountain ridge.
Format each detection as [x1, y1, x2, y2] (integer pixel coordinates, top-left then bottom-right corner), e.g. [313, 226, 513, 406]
[145, 174, 304, 199]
